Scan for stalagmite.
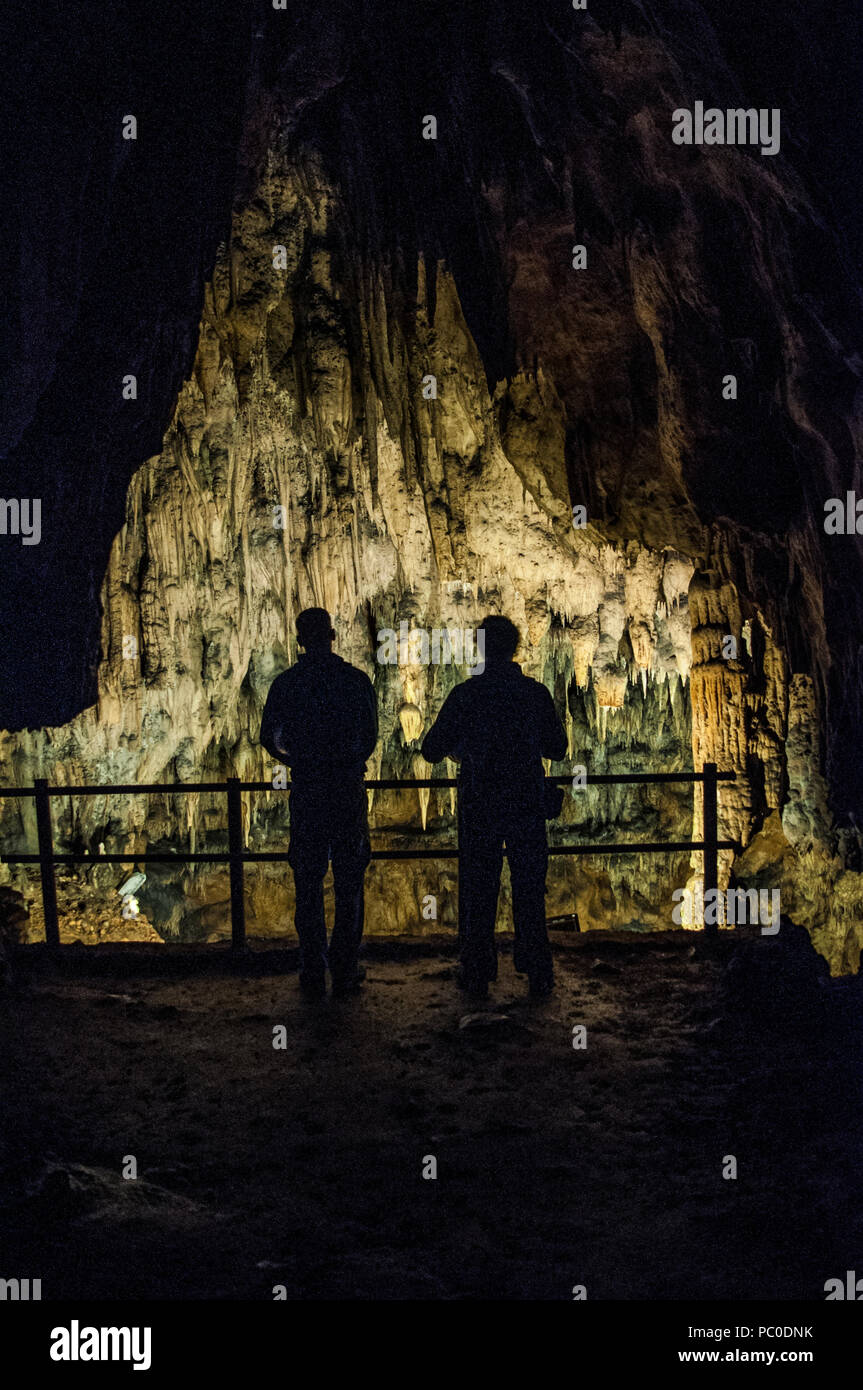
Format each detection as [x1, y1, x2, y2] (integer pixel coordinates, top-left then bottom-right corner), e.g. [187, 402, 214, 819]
[412, 753, 431, 831]
[2, 18, 861, 971]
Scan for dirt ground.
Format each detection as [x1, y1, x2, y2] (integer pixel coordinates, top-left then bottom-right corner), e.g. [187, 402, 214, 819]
[1, 927, 862, 1301]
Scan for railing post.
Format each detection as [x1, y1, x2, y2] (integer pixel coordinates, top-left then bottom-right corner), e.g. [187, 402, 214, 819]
[226, 778, 246, 951]
[34, 778, 60, 950]
[455, 782, 464, 950]
[702, 762, 719, 937]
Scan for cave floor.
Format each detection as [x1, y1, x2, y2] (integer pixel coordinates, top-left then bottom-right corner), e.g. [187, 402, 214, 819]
[1, 931, 861, 1301]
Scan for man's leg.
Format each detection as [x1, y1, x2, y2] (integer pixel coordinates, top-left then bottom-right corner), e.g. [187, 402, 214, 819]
[507, 817, 553, 991]
[459, 816, 504, 991]
[329, 788, 371, 989]
[288, 802, 330, 990]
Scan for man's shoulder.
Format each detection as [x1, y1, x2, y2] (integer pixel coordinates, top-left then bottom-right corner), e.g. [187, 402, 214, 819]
[267, 667, 295, 695]
[473, 666, 547, 697]
[441, 678, 471, 706]
[497, 670, 556, 717]
[522, 673, 553, 701]
[268, 657, 373, 691]
[335, 656, 375, 691]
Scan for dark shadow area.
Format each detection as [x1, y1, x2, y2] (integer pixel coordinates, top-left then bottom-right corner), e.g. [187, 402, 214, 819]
[1, 927, 860, 1299]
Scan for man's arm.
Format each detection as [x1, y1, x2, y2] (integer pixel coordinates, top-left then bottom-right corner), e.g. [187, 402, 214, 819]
[260, 675, 290, 763]
[358, 673, 379, 762]
[421, 688, 463, 765]
[538, 684, 568, 762]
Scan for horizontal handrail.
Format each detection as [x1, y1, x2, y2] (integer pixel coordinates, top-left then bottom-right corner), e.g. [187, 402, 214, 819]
[1, 839, 739, 865]
[0, 778, 457, 796]
[0, 770, 733, 797]
[547, 771, 737, 785]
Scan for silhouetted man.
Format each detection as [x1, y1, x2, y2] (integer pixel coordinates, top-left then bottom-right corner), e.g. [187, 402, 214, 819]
[421, 616, 567, 998]
[260, 608, 378, 997]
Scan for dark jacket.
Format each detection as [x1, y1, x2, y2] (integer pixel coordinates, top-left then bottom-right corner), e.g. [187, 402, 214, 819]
[421, 662, 567, 818]
[260, 650, 378, 787]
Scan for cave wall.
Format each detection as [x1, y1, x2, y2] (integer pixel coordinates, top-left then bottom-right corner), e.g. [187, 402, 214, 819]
[4, 1, 863, 968]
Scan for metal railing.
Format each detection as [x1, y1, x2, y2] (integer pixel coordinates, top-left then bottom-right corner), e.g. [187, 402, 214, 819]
[0, 765, 737, 948]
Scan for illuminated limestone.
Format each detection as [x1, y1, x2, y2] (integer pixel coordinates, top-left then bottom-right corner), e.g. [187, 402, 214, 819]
[396, 703, 423, 747]
[0, 79, 858, 966]
[0, 162, 698, 940]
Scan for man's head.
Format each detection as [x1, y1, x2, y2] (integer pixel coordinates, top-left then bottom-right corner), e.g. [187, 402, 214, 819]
[479, 615, 520, 665]
[296, 607, 336, 651]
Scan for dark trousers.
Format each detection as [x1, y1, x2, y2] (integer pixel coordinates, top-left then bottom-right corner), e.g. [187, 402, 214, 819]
[458, 805, 553, 986]
[288, 785, 371, 982]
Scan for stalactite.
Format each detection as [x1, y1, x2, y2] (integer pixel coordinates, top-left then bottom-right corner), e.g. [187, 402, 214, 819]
[2, 28, 862, 972]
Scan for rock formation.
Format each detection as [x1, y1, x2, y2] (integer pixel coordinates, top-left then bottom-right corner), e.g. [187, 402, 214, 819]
[3, 2, 863, 970]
